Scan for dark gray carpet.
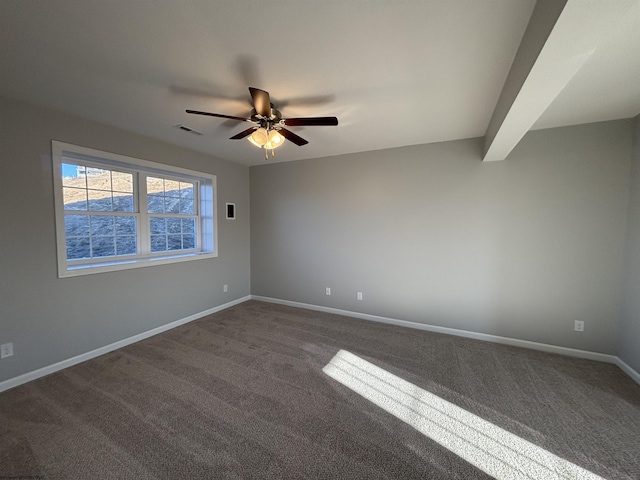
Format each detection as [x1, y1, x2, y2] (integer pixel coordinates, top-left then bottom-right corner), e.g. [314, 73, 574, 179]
[1, 300, 639, 479]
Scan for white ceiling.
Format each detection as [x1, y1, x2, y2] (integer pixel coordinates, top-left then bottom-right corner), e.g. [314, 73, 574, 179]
[1, 0, 639, 166]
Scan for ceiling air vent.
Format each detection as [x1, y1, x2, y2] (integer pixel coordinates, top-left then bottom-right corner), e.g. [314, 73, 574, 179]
[173, 124, 204, 136]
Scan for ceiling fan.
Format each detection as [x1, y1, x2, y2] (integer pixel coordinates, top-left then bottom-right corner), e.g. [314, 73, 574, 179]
[186, 87, 338, 159]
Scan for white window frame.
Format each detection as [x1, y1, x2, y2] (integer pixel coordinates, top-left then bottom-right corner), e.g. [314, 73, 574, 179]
[52, 140, 218, 278]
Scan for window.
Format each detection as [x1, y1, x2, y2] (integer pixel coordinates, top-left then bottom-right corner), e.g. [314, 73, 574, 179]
[52, 141, 217, 277]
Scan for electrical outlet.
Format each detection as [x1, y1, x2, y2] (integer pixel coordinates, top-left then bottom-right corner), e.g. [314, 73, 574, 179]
[574, 320, 584, 332]
[223, 284, 228, 293]
[326, 287, 331, 296]
[357, 291, 363, 301]
[1, 342, 13, 358]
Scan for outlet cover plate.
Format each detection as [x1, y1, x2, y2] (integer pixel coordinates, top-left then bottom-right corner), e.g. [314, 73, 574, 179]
[1, 342, 13, 358]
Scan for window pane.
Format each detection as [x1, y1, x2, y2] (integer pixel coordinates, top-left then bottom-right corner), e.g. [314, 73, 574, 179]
[165, 197, 180, 214]
[147, 195, 164, 213]
[150, 217, 166, 234]
[88, 190, 113, 211]
[62, 164, 85, 188]
[183, 234, 195, 249]
[180, 199, 194, 214]
[63, 187, 88, 210]
[147, 177, 164, 195]
[150, 235, 167, 252]
[164, 179, 180, 194]
[86, 170, 111, 191]
[92, 237, 115, 257]
[167, 218, 181, 233]
[64, 164, 136, 215]
[167, 234, 182, 250]
[65, 215, 90, 237]
[115, 216, 136, 235]
[111, 171, 133, 193]
[182, 218, 195, 234]
[113, 194, 134, 212]
[146, 176, 193, 217]
[180, 182, 194, 199]
[66, 237, 91, 260]
[116, 236, 137, 255]
[91, 216, 114, 236]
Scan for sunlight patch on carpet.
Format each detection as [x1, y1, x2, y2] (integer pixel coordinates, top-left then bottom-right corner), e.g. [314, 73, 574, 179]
[323, 350, 603, 480]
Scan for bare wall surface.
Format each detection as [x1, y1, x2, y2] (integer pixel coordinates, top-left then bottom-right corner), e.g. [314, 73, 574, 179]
[0, 96, 250, 383]
[251, 121, 632, 354]
[619, 114, 640, 372]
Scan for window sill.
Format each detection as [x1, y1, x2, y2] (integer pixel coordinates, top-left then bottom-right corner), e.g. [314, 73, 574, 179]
[59, 251, 218, 278]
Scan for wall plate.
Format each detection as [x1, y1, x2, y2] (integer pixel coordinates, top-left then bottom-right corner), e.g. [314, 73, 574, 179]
[226, 203, 236, 220]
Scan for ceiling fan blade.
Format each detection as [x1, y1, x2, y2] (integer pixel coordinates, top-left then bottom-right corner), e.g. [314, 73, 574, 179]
[284, 117, 339, 127]
[229, 127, 257, 140]
[279, 128, 309, 146]
[249, 87, 271, 117]
[186, 110, 249, 122]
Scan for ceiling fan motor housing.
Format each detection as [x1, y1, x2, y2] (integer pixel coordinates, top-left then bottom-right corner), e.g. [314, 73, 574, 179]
[251, 107, 284, 130]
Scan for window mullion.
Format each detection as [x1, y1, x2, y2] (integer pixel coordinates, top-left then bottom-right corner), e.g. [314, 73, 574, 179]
[138, 172, 150, 255]
[193, 181, 200, 251]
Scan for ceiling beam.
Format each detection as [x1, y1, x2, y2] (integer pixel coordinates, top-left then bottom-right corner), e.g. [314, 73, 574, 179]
[483, 0, 636, 162]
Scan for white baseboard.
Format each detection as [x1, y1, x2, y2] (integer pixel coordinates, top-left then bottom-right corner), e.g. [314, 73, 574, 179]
[0, 295, 251, 393]
[615, 357, 640, 385]
[253, 295, 640, 385]
[4, 294, 638, 392]
[251, 295, 623, 365]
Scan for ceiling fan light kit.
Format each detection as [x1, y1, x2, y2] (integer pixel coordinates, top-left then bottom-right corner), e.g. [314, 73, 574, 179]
[248, 128, 284, 159]
[186, 87, 338, 160]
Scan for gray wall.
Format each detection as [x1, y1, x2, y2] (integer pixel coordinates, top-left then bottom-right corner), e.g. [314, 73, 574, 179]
[619, 114, 640, 372]
[251, 120, 632, 354]
[1, 93, 635, 384]
[0, 96, 250, 383]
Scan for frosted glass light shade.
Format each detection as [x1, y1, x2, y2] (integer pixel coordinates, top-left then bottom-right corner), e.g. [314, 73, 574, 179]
[265, 130, 284, 149]
[248, 128, 269, 147]
[248, 128, 284, 149]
